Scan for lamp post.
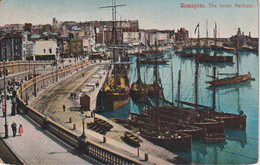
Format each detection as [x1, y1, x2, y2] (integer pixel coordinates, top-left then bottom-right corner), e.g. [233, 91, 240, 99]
[3, 60, 8, 138]
[80, 110, 86, 139]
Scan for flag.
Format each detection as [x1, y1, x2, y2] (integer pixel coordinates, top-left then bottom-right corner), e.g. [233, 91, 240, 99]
[194, 23, 199, 34]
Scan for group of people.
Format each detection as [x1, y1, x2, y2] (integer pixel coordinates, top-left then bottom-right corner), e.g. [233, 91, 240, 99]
[11, 121, 23, 137]
[70, 92, 76, 99]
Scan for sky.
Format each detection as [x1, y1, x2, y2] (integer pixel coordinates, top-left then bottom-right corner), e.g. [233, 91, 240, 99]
[0, 0, 258, 38]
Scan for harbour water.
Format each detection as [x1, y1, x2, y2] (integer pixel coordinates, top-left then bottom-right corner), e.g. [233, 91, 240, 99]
[101, 49, 258, 164]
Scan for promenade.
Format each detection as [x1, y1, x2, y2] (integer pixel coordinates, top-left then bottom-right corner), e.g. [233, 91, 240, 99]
[0, 59, 190, 164]
[29, 60, 187, 164]
[0, 59, 99, 164]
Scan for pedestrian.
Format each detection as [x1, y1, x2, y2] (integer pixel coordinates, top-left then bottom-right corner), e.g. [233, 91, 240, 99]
[70, 93, 73, 98]
[11, 104, 16, 116]
[63, 105, 66, 112]
[73, 93, 76, 98]
[11, 121, 17, 137]
[19, 124, 23, 136]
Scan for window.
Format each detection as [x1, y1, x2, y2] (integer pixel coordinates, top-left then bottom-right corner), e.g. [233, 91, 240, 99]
[43, 49, 46, 53]
[49, 48, 52, 54]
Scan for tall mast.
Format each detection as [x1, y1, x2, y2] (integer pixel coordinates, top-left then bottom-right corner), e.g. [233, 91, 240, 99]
[197, 24, 200, 54]
[177, 69, 181, 108]
[100, 0, 126, 88]
[212, 67, 216, 112]
[194, 23, 199, 110]
[214, 22, 217, 47]
[171, 59, 174, 107]
[236, 36, 240, 76]
[195, 60, 199, 111]
[137, 51, 141, 83]
[154, 40, 160, 132]
[206, 19, 208, 46]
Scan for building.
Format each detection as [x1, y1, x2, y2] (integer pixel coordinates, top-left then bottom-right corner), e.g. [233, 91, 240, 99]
[0, 33, 24, 61]
[34, 40, 58, 60]
[24, 23, 32, 33]
[175, 28, 189, 42]
[229, 28, 252, 47]
[70, 39, 83, 58]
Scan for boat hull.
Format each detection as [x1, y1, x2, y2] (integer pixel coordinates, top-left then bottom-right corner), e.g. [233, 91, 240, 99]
[99, 90, 130, 110]
[212, 113, 247, 130]
[141, 131, 192, 152]
[206, 74, 251, 86]
[194, 55, 233, 63]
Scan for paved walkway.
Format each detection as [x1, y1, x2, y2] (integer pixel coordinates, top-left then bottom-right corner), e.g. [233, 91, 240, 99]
[29, 61, 183, 164]
[0, 59, 99, 164]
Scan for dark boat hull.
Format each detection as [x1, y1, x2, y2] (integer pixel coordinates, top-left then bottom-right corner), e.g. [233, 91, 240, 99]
[99, 90, 130, 110]
[206, 74, 251, 86]
[194, 55, 233, 63]
[212, 113, 247, 130]
[141, 131, 192, 152]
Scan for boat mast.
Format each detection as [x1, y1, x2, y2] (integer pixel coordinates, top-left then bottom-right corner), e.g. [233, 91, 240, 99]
[197, 23, 200, 54]
[212, 67, 216, 112]
[100, 0, 126, 89]
[195, 60, 199, 111]
[137, 51, 142, 83]
[236, 35, 240, 76]
[155, 40, 160, 132]
[214, 22, 217, 48]
[177, 69, 181, 108]
[171, 58, 174, 107]
[206, 19, 209, 46]
[195, 23, 200, 111]
[214, 22, 217, 57]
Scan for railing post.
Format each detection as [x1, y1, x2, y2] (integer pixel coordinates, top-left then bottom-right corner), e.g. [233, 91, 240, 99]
[77, 138, 87, 153]
[42, 116, 49, 130]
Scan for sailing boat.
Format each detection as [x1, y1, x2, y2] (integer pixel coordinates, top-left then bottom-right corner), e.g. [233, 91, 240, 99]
[206, 36, 251, 86]
[133, 50, 192, 152]
[130, 52, 148, 100]
[203, 67, 247, 130]
[133, 54, 206, 141]
[97, 0, 130, 110]
[130, 43, 164, 102]
[193, 22, 233, 63]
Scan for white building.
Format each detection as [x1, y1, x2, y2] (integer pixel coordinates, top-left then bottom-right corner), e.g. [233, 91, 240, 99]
[34, 40, 58, 60]
[123, 32, 140, 44]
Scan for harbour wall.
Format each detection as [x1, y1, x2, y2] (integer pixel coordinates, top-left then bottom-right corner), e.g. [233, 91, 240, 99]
[16, 62, 142, 165]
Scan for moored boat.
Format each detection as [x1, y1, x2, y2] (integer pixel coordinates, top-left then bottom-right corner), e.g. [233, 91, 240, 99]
[139, 128, 192, 152]
[204, 134, 227, 143]
[94, 117, 113, 131]
[140, 58, 168, 64]
[194, 55, 233, 63]
[206, 73, 251, 86]
[99, 64, 130, 110]
[124, 131, 142, 147]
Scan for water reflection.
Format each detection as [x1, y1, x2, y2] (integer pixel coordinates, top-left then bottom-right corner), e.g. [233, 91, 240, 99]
[100, 49, 258, 164]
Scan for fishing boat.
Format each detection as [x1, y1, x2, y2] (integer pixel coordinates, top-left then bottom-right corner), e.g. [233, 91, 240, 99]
[206, 73, 251, 86]
[193, 22, 233, 63]
[94, 117, 113, 131]
[132, 48, 192, 152]
[140, 58, 168, 64]
[98, 64, 130, 110]
[97, 1, 130, 110]
[206, 37, 252, 86]
[139, 128, 192, 152]
[205, 67, 247, 130]
[204, 134, 227, 143]
[130, 54, 163, 101]
[194, 55, 233, 63]
[124, 131, 142, 147]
